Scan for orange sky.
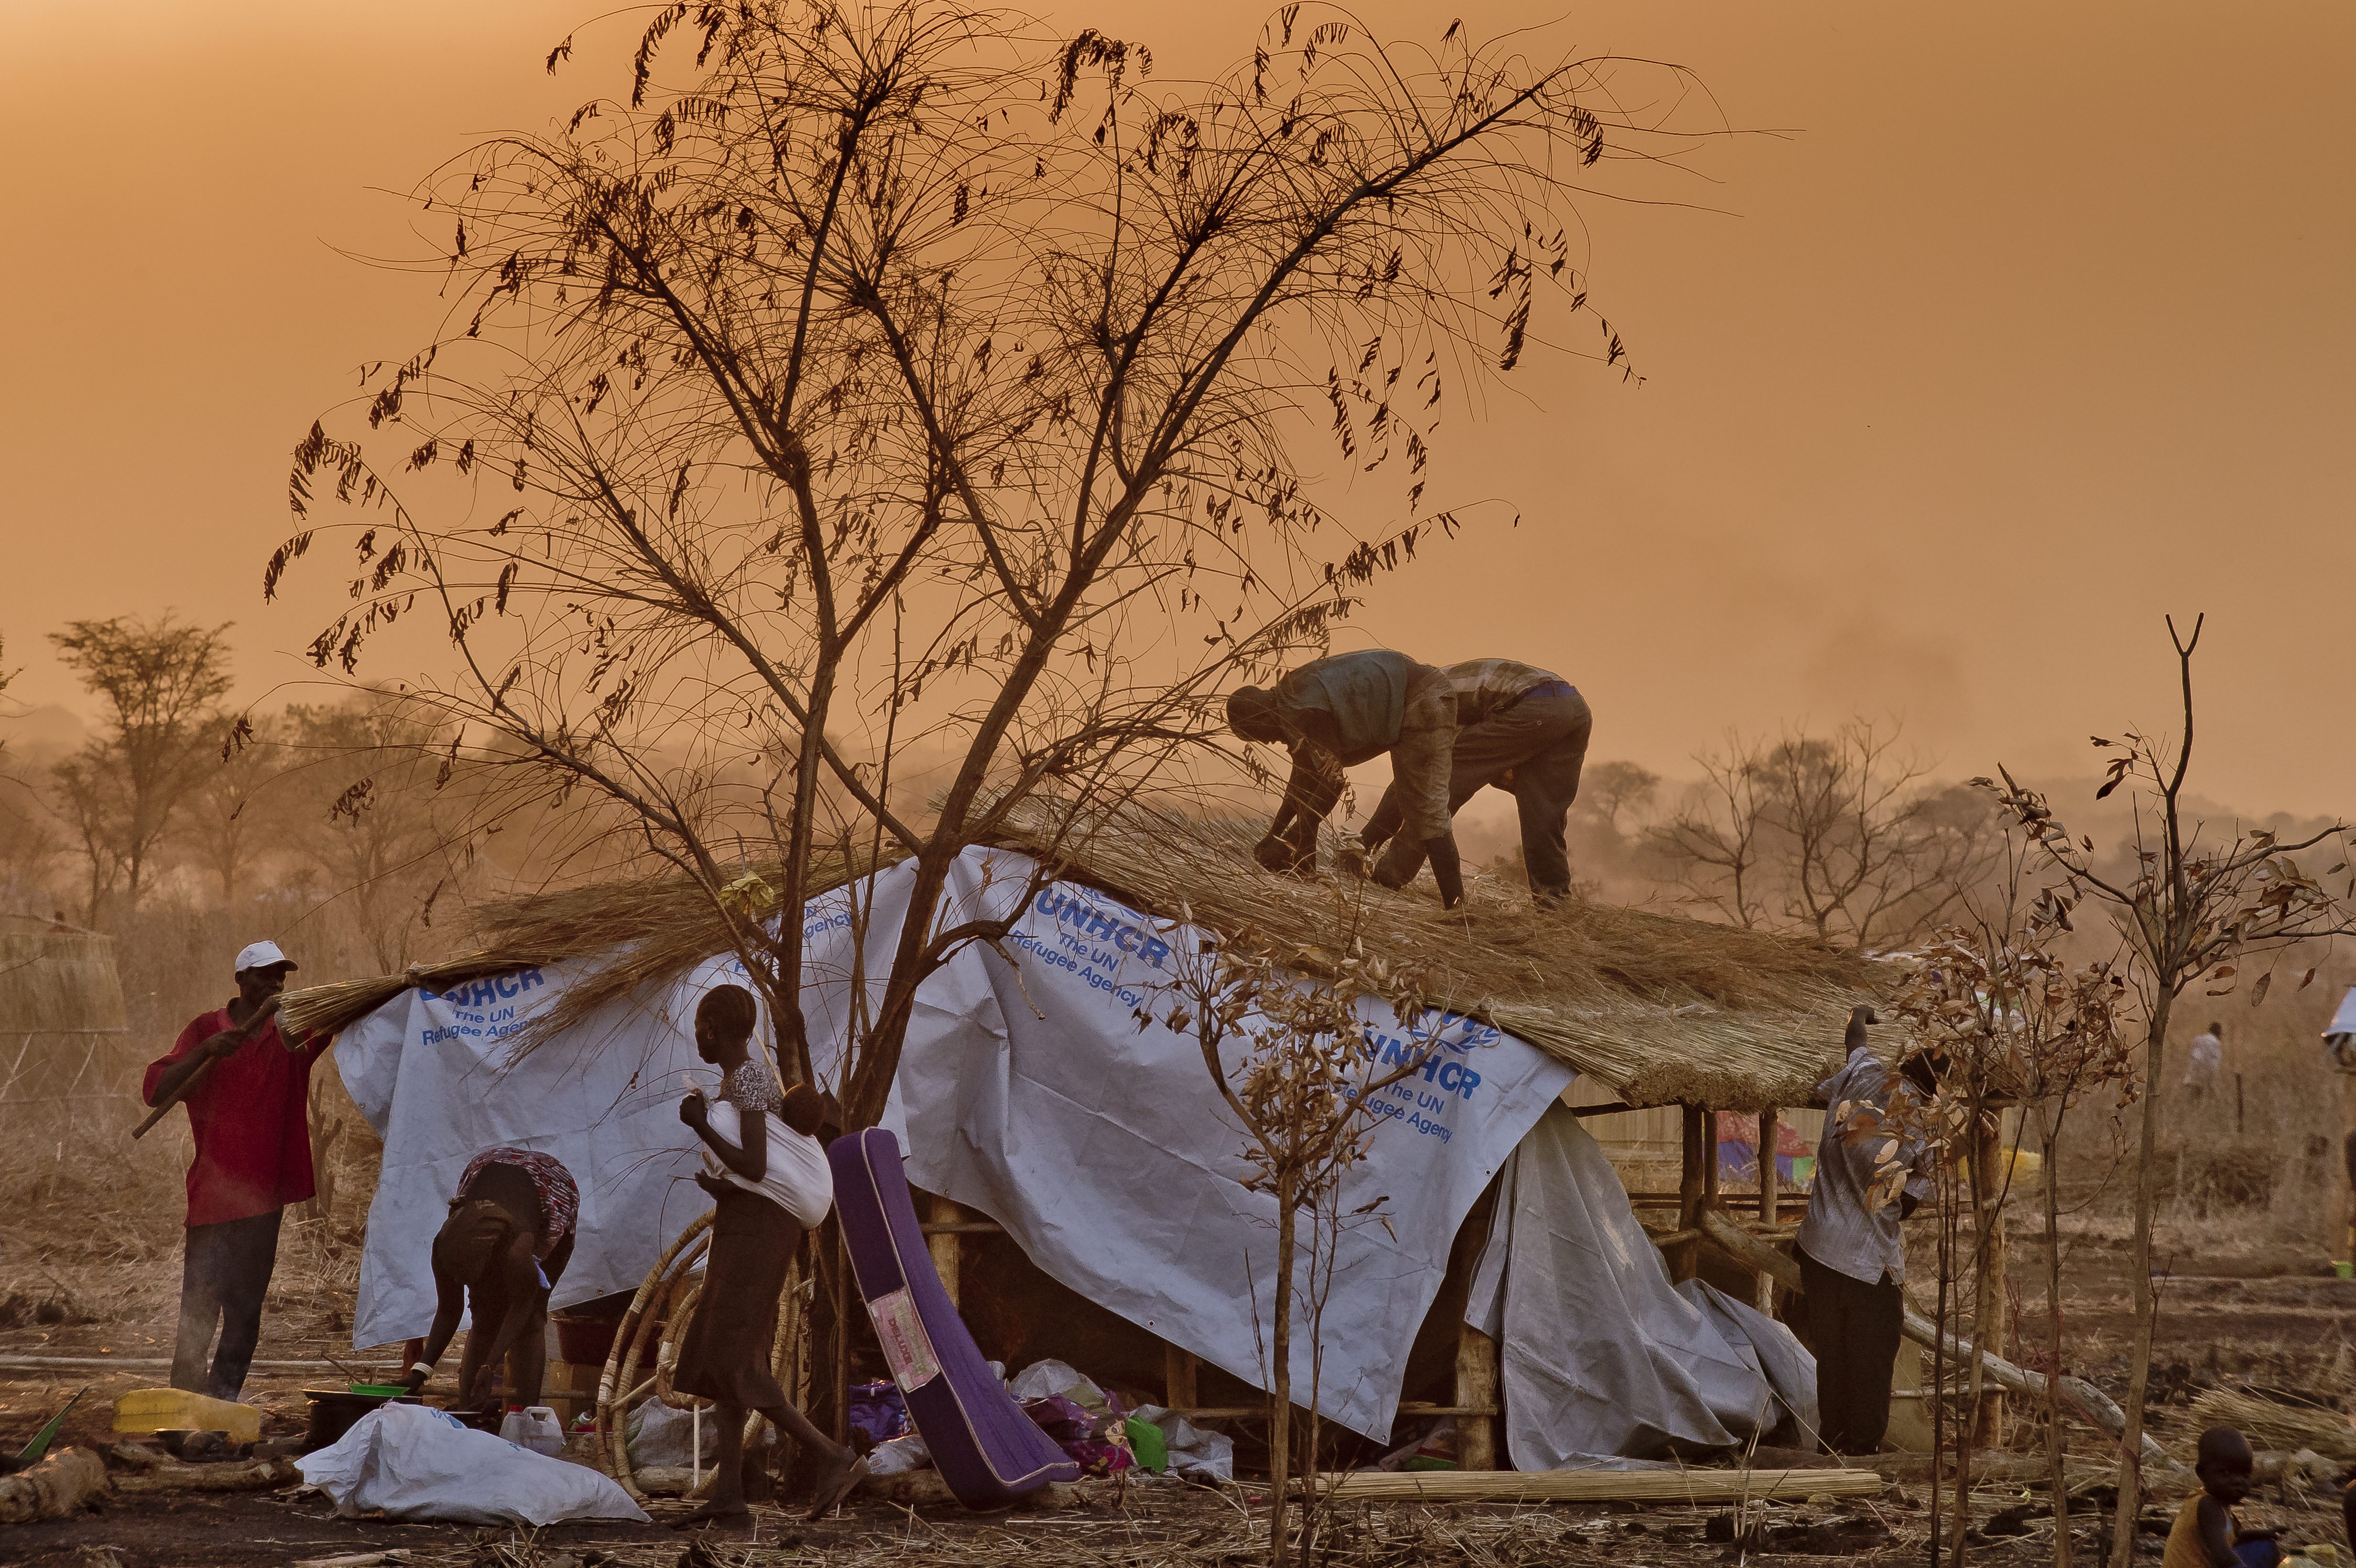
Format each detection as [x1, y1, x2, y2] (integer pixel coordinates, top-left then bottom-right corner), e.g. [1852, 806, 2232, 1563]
[2, 0, 2350, 814]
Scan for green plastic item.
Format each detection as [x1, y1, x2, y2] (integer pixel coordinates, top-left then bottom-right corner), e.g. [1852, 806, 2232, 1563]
[348, 1384, 412, 1397]
[1402, 1456, 1458, 1471]
[16, 1387, 87, 1466]
[1123, 1416, 1168, 1472]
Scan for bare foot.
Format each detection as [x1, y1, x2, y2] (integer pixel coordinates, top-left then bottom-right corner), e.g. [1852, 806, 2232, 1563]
[669, 1498, 752, 1530]
[805, 1452, 869, 1521]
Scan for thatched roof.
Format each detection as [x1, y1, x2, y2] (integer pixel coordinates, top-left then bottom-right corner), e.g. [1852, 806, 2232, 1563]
[282, 798, 1895, 1111]
[0, 928, 129, 1035]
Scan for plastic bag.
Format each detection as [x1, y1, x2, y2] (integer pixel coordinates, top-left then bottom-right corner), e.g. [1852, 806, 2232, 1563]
[864, 1434, 933, 1475]
[498, 1406, 565, 1458]
[299, 1402, 649, 1525]
[1006, 1358, 1107, 1413]
[1128, 1405, 1234, 1483]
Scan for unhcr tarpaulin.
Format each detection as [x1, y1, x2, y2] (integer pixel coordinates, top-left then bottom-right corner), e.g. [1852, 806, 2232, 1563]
[341, 846, 1580, 1439]
[1463, 1105, 1816, 1463]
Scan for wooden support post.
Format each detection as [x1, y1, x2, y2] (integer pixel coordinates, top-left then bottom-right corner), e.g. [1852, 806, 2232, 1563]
[1164, 1344, 1199, 1410]
[1454, 1323, 1499, 1470]
[1756, 1108, 1780, 1316]
[1972, 1112, 2006, 1448]
[1675, 1105, 1706, 1283]
[924, 1193, 963, 1307]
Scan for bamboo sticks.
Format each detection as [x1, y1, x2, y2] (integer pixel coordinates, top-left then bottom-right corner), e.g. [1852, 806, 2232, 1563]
[1315, 1466, 1885, 1504]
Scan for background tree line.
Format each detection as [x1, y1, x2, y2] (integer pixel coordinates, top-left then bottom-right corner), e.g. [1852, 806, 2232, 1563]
[0, 611, 458, 977]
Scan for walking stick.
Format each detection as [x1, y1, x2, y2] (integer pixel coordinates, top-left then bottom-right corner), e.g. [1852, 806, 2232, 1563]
[130, 998, 282, 1140]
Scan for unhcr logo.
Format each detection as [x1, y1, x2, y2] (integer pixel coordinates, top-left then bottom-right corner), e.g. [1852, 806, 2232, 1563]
[1030, 888, 1173, 968]
[420, 969, 548, 1007]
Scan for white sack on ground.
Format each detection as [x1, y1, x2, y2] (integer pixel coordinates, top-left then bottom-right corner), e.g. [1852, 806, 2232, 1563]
[797, 849, 1576, 1441]
[299, 1403, 650, 1525]
[1466, 1105, 1816, 1464]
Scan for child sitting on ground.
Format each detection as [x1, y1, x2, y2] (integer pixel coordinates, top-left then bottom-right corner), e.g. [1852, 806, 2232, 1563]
[2165, 1426, 2279, 1568]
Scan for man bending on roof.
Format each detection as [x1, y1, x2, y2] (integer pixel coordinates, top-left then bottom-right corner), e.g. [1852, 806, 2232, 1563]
[1794, 1005, 1940, 1454]
[143, 939, 326, 1400]
[398, 1147, 578, 1410]
[1357, 658, 1592, 910]
[1225, 648, 1465, 910]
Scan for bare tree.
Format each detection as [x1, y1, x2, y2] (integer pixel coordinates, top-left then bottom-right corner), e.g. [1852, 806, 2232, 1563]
[1649, 719, 1996, 947]
[184, 711, 284, 904]
[1647, 734, 1773, 928]
[46, 614, 233, 923]
[1979, 616, 2354, 1568]
[283, 698, 458, 971]
[271, 1, 1708, 1127]
[1765, 721, 1994, 947]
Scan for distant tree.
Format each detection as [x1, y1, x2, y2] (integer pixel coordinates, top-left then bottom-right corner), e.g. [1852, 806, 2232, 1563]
[1647, 734, 1773, 929]
[46, 614, 233, 923]
[284, 697, 454, 971]
[185, 711, 286, 904]
[1648, 719, 1995, 948]
[1577, 759, 1660, 835]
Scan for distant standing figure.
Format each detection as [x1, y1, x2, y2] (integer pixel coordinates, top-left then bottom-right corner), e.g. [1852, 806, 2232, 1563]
[2183, 1021, 2224, 1099]
[141, 940, 326, 1400]
[398, 1147, 578, 1409]
[1794, 1005, 1937, 1455]
[1356, 658, 1592, 909]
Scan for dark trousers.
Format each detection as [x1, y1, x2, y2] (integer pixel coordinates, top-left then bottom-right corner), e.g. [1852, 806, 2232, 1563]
[172, 1208, 284, 1399]
[1371, 687, 1592, 896]
[1798, 1246, 1903, 1455]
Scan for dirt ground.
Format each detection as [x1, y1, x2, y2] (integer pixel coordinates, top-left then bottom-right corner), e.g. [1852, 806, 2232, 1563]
[10, 1100, 2356, 1565]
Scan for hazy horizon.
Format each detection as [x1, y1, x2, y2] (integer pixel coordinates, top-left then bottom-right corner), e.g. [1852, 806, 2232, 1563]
[4, 0, 2350, 814]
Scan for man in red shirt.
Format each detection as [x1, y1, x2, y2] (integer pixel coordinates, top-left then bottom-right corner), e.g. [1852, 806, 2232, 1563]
[142, 940, 327, 1399]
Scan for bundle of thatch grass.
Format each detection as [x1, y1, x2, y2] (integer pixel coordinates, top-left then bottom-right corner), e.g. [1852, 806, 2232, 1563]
[280, 795, 1888, 1110]
[2189, 1387, 2356, 1461]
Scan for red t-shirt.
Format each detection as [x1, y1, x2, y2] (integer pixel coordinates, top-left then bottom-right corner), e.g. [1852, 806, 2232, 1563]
[143, 1005, 329, 1228]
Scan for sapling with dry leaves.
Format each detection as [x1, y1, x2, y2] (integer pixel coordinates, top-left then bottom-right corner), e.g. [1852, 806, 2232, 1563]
[1153, 905, 1453, 1568]
[1889, 830, 2132, 1568]
[1975, 614, 2354, 1568]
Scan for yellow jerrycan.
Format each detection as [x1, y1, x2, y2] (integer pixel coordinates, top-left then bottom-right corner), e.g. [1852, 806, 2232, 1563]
[112, 1387, 263, 1445]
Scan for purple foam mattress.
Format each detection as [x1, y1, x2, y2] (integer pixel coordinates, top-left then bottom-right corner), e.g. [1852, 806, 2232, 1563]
[828, 1128, 1080, 1506]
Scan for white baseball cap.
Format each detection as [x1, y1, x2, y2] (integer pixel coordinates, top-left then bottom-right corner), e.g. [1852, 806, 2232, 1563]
[234, 940, 298, 975]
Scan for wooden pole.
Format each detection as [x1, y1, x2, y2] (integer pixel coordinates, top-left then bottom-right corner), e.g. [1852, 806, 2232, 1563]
[1675, 1105, 1706, 1283]
[924, 1193, 963, 1307]
[1453, 1324, 1499, 1470]
[1756, 1108, 1780, 1315]
[1974, 1112, 2007, 1448]
[1164, 1344, 1199, 1410]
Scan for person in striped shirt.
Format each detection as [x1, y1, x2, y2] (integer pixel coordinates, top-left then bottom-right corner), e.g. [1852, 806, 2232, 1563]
[1358, 659, 1592, 908]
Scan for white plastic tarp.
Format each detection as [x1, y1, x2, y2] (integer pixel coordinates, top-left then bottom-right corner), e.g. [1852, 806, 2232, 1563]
[338, 951, 764, 1343]
[341, 846, 1573, 1440]
[1464, 1105, 1817, 1464]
